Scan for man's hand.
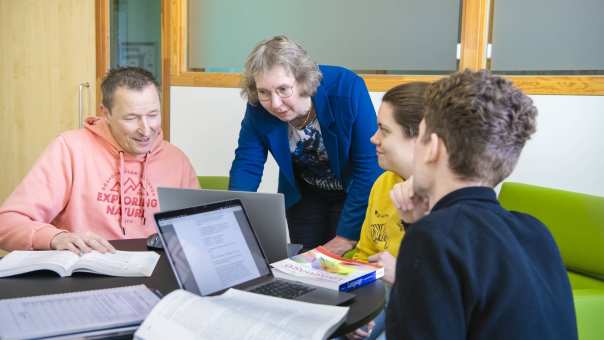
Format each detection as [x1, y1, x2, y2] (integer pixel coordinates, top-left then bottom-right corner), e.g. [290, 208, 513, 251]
[322, 235, 356, 256]
[368, 251, 396, 285]
[50, 231, 116, 255]
[345, 320, 375, 340]
[389, 176, 430, 224]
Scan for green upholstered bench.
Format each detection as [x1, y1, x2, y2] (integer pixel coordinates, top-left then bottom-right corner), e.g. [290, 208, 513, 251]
[197, 176, 229, 190]
[498, 182, 604, 339]
[573, 289, 604, 340]
[498, 182, 604, 288]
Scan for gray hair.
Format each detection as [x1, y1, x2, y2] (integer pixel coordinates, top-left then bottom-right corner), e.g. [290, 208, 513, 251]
[241, 36, 323, 105]
[101, 66, 159, 110]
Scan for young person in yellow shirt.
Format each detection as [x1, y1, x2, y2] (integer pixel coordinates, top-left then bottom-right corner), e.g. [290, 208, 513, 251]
[345, 82, 429, 340]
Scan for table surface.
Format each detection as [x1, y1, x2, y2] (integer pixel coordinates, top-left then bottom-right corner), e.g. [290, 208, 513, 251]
[0, 239, 385, 337]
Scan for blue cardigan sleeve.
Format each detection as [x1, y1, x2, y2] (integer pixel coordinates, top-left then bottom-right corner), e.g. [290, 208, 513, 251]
[336, 76, 383, 240]
[229, 106, 268, 191]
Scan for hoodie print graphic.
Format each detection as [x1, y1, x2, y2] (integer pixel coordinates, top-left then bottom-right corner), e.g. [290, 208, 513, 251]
[97, 170, 158, 231]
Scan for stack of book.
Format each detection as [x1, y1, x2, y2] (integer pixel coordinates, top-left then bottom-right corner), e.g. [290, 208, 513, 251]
[271, 246, 384, 292]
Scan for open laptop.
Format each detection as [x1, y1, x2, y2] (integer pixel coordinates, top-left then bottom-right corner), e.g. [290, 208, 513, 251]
[158, 187, 289, 263]
[153, 199, 354, 305]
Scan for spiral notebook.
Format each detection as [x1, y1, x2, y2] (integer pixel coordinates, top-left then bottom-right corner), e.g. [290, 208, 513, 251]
[0, 284, 160, 340]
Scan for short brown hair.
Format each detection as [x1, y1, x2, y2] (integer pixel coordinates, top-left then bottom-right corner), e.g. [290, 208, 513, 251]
[241, 35, 322, 105]
[423, 69, 537, 186]
[382, 82, 430, 138]
[101, 66, 159, 110]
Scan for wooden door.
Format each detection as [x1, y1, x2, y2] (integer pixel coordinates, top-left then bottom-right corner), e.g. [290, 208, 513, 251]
[0, 0, 96, 201]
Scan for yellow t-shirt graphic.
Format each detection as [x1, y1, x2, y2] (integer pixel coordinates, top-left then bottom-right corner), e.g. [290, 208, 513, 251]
[353, 171, 405, 262]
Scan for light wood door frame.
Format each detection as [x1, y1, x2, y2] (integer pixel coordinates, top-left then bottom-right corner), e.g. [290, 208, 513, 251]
[95, 0, 171, 140]
[96, 0, 110, 116]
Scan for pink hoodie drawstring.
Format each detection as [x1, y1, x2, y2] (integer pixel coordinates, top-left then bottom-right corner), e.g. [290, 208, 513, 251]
[118, 151, 151, 236]
[119, 152, 126, 235]
[141, 152, 150, 226]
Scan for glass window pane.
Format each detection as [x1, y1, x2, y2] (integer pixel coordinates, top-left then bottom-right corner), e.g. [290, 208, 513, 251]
[188, 0, 461, 74]
[491, 0, 604, 74]
[110, 0, 162, 84]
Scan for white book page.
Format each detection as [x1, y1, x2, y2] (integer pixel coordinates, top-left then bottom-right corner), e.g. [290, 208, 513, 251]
[73, 251, 160, 277]
[135, 289, 349, 340]
[0, 250, 79, 277]
[0, 284, 160, 339]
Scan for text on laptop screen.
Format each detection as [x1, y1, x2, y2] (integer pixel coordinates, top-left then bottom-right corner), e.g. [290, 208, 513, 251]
[156, 204, 270, 295]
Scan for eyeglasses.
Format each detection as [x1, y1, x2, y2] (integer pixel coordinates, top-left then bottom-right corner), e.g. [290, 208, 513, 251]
[257, 85, 294, 101]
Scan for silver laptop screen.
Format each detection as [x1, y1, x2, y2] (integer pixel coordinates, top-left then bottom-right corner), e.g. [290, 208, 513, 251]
[156, 202, 270, 295]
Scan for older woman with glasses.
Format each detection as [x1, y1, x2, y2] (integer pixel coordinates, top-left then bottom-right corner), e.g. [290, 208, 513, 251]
[229, 36, 382, 255]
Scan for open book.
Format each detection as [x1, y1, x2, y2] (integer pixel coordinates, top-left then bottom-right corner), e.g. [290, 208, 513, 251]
[271, 246, 384, 291]
[0, 250, 160, 277]
[134, 288, 349, 340]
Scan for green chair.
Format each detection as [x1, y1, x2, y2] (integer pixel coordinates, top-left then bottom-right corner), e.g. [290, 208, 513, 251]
[197, 176, 229, 190]
[573, 289, 604, 340]
[498, 182, 604, 288]
[498, 182, 604, 339]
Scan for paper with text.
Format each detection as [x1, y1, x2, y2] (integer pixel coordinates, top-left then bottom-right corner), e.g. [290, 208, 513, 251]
[0, 284, 160, 340]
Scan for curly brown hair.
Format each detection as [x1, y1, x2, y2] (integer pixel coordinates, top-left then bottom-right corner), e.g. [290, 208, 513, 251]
[422, 69, 537, 186]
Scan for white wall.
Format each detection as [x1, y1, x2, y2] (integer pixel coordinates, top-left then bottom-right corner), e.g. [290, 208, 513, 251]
[170, 86, 279, 193]
[171, 86, 604, 197]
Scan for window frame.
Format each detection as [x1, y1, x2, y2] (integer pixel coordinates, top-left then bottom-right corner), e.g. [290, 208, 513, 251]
[160, 0, 604, 138]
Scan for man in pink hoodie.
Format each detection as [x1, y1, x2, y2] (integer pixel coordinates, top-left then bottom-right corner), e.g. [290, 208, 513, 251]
[0, 67, 199, 253]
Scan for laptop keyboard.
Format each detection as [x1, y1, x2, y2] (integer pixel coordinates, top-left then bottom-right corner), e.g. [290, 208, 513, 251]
[251, 280, 316, 299]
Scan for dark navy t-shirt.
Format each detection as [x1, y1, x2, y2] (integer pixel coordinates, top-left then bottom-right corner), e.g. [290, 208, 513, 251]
[387, 187, 577, 340]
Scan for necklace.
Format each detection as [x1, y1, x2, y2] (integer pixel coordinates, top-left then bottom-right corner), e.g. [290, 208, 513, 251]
[289, 107, 314, 130]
